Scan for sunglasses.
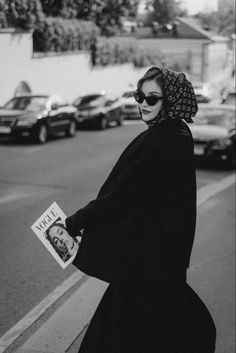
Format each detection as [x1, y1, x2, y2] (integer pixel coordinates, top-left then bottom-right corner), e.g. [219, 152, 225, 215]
[133, 90, 164, 106]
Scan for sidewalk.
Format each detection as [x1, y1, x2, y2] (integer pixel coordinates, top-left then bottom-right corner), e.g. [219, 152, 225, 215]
[2, 178, 235, 353]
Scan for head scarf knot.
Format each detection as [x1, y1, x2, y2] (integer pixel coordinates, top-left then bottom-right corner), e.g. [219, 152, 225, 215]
[143, 67, 198, 127]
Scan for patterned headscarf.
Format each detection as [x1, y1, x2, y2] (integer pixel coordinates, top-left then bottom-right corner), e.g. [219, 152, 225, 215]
[140, 67, 198, 127]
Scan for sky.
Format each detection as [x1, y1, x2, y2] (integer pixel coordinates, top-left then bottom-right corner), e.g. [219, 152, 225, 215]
[138, 0, 218, 15]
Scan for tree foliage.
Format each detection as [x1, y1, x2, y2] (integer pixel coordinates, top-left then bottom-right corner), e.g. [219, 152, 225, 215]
[40, 0, 140, 35]
[0, 0, 45, 29]
[145, 0, 184, 25]
[91, 38, 165, 67]
[1, 0, 140, 35]
[33, 17, 99, 52]
[195, 6, 235, 36]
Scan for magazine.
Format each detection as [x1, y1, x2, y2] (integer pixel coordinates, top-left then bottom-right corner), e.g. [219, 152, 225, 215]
[31, 202, 80, 269]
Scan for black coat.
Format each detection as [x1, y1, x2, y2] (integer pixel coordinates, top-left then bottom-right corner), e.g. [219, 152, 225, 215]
[66, 119, 216, 353]
[66, 119, 196, 286]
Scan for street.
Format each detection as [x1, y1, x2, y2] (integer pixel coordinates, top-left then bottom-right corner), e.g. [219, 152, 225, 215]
[0, 121, 234, 339]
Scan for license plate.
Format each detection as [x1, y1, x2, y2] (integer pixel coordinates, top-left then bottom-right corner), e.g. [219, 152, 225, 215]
[194, 146, 204, 156]
[0, 126, 11, 134]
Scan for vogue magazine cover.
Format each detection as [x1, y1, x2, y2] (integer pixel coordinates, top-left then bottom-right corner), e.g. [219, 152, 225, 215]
[31, 202, 80, 269]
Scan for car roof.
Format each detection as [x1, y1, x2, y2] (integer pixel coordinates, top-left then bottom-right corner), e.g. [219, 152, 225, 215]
[80, 91, 106, 97]
[13, 94, 49, 99]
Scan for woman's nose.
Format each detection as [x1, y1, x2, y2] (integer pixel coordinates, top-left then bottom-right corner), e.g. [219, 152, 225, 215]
[140, 101, 148, 108]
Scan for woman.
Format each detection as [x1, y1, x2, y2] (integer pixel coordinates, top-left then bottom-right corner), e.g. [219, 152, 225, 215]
[45, 222, 78, 262]
[66, 67, 216, 352]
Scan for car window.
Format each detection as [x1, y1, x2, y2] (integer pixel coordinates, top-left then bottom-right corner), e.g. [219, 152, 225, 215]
[195, 108, 235, 127]
[75, 95, 103, 106]
[3, 97, 47, 111]
[225, 93, 236, 105]
[122, 91, 134, 98]
[49, 96, 67, 109]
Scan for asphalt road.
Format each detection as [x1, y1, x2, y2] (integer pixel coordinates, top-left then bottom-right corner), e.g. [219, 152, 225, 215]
[0, 122, 233, 338]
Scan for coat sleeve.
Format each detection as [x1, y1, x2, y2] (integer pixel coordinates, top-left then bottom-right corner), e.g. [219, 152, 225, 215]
[65, 134, 185, 237]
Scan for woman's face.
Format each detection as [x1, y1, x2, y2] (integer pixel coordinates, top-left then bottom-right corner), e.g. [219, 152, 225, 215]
[48, 225, 76, 256]
[139, 79, 163, 122]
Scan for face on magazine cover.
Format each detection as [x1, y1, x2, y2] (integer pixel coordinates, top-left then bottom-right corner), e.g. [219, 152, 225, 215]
[46, 222, 77, 261]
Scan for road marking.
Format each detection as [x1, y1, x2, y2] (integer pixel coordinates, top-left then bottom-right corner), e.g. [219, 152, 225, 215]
[197, 177, 217, 185]
[0, 173, 235, 352]
[197, 174, 235, 207]
[0, 191, 32, 205]
[0, 271, 85, 352]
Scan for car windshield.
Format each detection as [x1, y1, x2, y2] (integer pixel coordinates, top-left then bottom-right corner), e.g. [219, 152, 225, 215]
[74, 94, 103, 106]
[195, 108, 235, 128]
[225, 93, 235, 105]
[122, 91, 134, 98]
[3, 96, 48, 111]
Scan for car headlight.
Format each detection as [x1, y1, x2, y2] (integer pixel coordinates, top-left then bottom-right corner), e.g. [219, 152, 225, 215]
[211, 138, 233, 149]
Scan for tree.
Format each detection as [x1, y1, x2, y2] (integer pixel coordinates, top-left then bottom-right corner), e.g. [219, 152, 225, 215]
[1, 0, 44, 29]
[40, 0, 140, 35]
[195, 6, 235, 36]
[40, 0, 78, 18]
[145, 0, 184, 25]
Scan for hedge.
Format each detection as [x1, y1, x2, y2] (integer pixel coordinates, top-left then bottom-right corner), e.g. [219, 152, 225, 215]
[33, 17, 100, 52]
[91, 39, 166, 68]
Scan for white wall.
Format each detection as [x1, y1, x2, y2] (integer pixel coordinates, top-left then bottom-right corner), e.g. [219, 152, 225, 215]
[0, 30, 148, 105]
[208, 42, 230, 78]
[0, 30, 232, 105]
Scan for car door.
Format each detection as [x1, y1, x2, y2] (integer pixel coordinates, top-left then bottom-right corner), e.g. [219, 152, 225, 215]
[105, 98, 121, 122]
[48, 96, 70, 133]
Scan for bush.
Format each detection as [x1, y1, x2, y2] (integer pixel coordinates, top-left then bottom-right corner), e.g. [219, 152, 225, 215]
[0, 0, 44, 29]
[91, 39, 165, 68]
[133, 49, 165, 68]
[33, 17, 99, 52]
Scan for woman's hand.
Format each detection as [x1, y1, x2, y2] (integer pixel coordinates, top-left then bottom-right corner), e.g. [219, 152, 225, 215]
[65, 215, 83, 238]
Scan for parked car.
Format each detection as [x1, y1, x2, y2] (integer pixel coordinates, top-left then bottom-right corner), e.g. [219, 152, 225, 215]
[193, 82, 214, 103]
[0, 94, 77, 143]
[73, 92, 124, 129]
[188, 104, 235, 166]
[120, 91, 140, 120]
[221, 86, 236, 106]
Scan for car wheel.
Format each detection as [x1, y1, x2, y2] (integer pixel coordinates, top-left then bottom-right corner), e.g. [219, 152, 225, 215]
[98, 116, 107, 130]
[117, 114, 124, 126]
[228, 152, 236, 169]
[66, 120, 76, 137]
[34, 124, 48, 144]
